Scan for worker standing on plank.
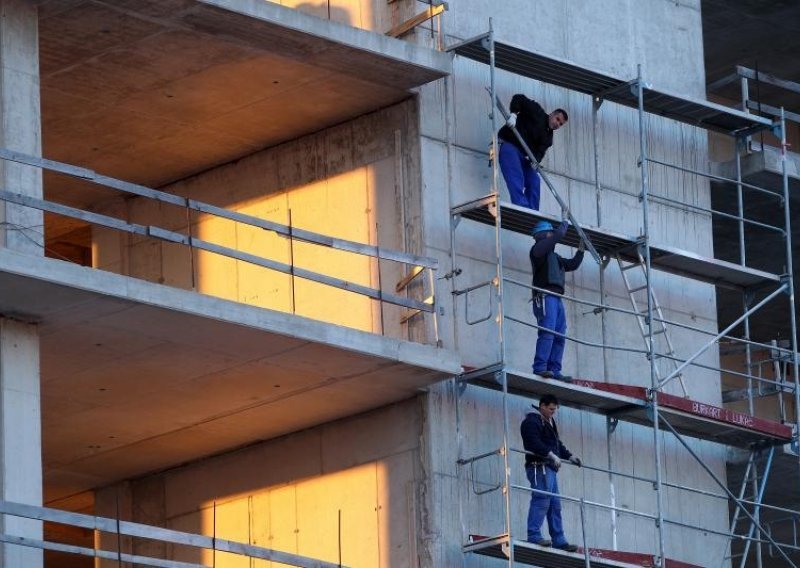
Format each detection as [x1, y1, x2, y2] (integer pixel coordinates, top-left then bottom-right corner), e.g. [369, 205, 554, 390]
[521, 393, 582, 551]
[498, 94, 568, 209]
[530, 214, 584, 381]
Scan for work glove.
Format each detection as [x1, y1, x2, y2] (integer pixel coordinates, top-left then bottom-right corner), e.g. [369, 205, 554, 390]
[547, 451, 562, 471]
[506, 113, 518, 128]
[569, 456, 583, 467]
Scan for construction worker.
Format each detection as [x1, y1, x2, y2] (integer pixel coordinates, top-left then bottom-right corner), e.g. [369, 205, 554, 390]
[530, 216, 584, 381]
[498, 94, 568, 210]
[521, 393, 582, 551]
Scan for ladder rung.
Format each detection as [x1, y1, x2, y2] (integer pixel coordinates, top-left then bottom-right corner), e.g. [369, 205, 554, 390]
[621, 261, 644, 271]
[628, 284, 648, 293]
[652, 328, 666, 335]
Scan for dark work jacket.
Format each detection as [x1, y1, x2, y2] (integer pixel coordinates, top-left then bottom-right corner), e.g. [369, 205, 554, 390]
[521, 411, 572, 468]
[498, 94, 553, 163]
[530, 221, 584, 295]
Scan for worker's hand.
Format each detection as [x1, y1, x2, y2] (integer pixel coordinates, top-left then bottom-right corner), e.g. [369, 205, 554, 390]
[578, 240, 585, 252]
[506, 113, 518, 128]
[569, 456, 583, 467]
[547, 451, 562, 471]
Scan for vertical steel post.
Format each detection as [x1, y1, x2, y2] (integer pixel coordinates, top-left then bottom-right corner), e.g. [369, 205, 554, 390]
[637, 65, 666, 567]
[738, 447, 775, 568]
[488, 20, 514, 565]
[780, 110, 800, 502]
[580, 499, 591, 568]
[606, 417, 618, 550]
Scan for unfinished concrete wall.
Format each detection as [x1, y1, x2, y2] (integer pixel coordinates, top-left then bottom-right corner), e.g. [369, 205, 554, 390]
[91, 100, 427, 342]
[95, 398, 426, 568]
[417, 1, 732, 566]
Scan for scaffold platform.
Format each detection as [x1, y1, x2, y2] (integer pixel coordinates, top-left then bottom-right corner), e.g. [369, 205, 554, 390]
[465, 535, 702, 567]
[448, 35, 773, 136]
[461, 368, 792, 448]
[451, 195, 781, 291]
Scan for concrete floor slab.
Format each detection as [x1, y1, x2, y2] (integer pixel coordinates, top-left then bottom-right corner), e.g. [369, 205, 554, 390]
[0, 249, 460, 502]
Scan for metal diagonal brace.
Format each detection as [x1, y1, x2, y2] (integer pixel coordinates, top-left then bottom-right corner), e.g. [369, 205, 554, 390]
[490, 91, 602, 264]
[654, 283, 788, 392]
[658, 417, 797, 568]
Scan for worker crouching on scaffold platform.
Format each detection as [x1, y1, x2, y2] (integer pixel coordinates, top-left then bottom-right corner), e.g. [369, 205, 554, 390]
[521, 394, 582, 551]
[530, 216, 584, 382]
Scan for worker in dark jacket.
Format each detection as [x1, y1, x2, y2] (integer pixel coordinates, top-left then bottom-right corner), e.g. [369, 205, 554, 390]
[521, 394, 582, 550]
[530, 218, 584, 381]
[498, 94, 568, 210]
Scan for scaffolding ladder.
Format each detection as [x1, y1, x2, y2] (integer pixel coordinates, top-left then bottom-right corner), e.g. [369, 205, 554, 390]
[616, 251, 689, 397]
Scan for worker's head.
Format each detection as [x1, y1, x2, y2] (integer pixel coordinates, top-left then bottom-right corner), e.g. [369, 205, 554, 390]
[538, 394, 559, 420]
[549, 109, 568, 131]
[532, 220, 554, 239]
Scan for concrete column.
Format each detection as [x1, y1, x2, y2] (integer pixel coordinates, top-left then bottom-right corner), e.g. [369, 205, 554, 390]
[0, 0, 43, 253]
[0, 1, 43, 567]
[0, 318, 42, 567]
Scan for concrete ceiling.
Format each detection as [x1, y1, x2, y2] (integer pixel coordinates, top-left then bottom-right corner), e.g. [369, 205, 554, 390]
[23, 0, 454, 506]
[37, 0, 449, 209]
[0, 249, 459, 503]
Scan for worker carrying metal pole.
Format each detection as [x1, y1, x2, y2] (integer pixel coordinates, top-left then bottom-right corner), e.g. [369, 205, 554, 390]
[492, 91, 601, 264]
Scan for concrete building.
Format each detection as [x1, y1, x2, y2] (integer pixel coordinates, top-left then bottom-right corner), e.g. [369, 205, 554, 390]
[0, 1, 797, 567]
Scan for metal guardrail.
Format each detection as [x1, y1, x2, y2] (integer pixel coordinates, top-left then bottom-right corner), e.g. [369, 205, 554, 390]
[0, 499, 345, 568]
[0, 148, 440, 335]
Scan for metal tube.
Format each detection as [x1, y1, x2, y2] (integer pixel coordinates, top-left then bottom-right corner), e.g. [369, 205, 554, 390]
[744, 293, 755, 416]
[780, 111, 800, 512]
[658, 416, 797, 567]
[637, 64, 666, 567]
[736, 141, 746, 265]
[580, 499, 591, 568]
[646, 191, 784, 234]
[488, 22, 514, 565]
[645, 156, 782, 200]
[656, 284, 789, 390]
[721, 450, 756, 568]
[507, 277, 794, 356]
[739, 447, 774, 568]
[606, 417, 618, 550]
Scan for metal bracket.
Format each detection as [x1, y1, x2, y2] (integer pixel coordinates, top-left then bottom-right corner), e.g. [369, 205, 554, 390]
[480, 37, 490, 51]
[607, 417, 619, 434]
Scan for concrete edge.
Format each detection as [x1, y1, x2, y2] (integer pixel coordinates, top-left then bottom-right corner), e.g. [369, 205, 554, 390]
[196, 0, 453, 77]
[0, 249, 463, 375]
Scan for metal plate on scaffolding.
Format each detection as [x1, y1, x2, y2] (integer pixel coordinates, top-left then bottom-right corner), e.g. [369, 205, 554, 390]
[448, 35, 772, 136]
[451, 196, 781, 291]
[464, 536, 650, 568]
[462, 369, 792, 448]
[577, 383, 794, 448]
[460, 368, 643, 415]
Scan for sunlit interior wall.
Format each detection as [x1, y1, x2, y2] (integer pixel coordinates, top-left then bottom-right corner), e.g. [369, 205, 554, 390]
[94, 398, 425, 568]
[91, 100, 421, 338]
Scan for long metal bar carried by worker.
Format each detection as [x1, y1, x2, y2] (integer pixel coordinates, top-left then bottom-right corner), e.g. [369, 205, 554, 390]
[492, 92, 602, 264]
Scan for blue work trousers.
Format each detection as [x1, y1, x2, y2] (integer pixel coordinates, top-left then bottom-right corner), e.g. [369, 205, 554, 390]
[532, 294, 566, 375]
[498, 142, 541, 210]
[526, 465, 568, 546]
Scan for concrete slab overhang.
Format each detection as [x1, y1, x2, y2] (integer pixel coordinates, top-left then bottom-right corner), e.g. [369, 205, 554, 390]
[0, 250, 460, 501]
[38, 0, 451, 207]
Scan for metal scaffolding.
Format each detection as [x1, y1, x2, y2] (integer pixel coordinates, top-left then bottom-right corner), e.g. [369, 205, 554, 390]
[448, 22, 799, 568]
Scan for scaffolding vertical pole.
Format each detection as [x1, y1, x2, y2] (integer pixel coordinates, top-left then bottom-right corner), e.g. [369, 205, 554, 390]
[487, 20, 514, 566]
[593, 98, 611, 384]
[637, 64, 666, 567]
[606, 417, 618, 550]
[738, 447, 775, 568]
[780, 110, 800, 494]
